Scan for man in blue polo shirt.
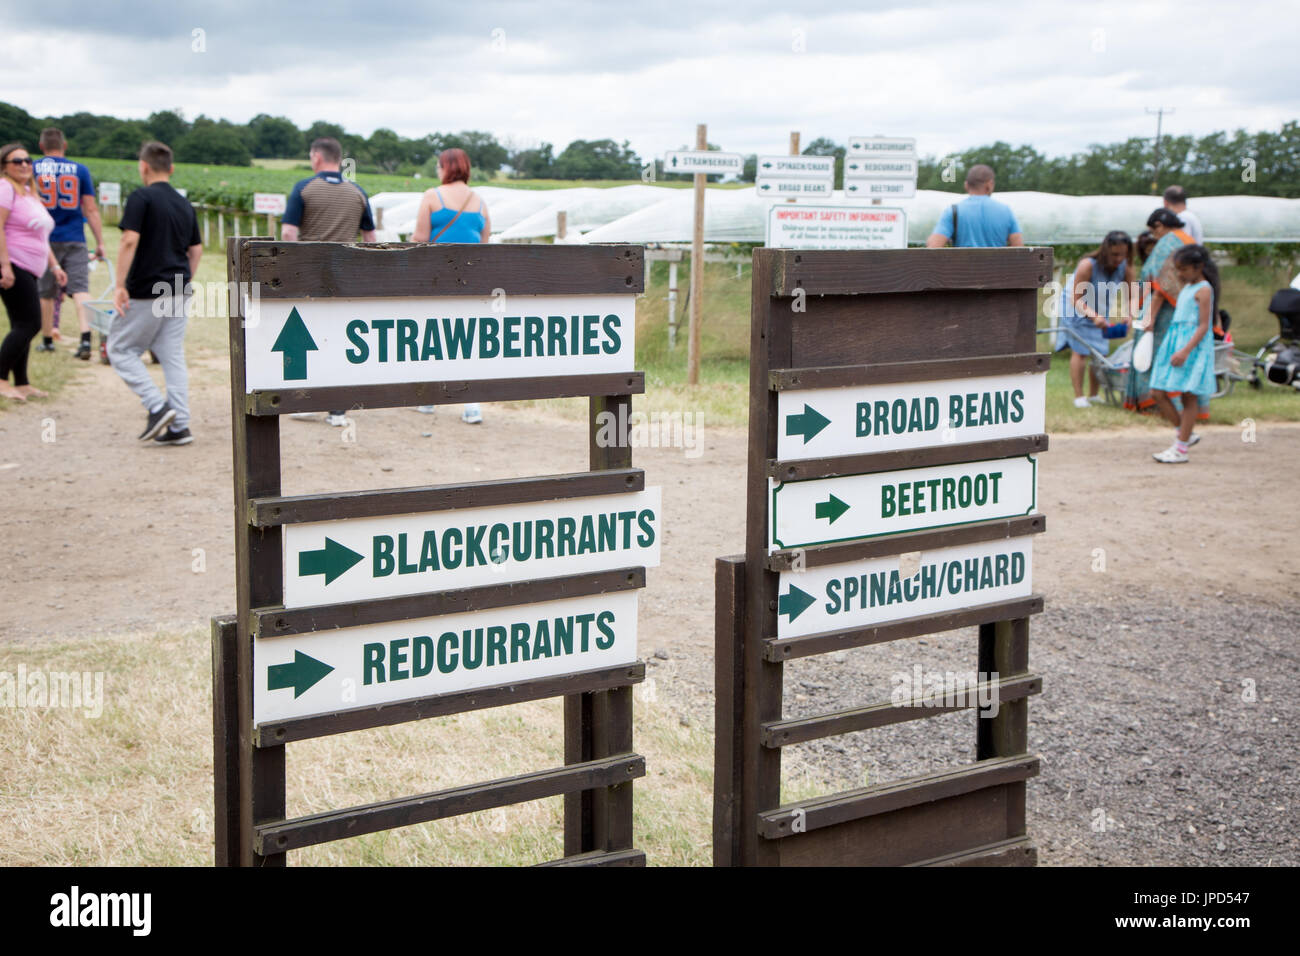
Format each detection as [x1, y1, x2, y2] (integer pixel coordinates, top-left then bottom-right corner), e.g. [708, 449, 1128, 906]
[33, 127, 105, 359]
[926, 164, 1024, 249]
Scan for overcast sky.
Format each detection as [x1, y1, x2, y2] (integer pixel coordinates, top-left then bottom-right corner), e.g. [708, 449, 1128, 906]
[2, 0, 1296, 161]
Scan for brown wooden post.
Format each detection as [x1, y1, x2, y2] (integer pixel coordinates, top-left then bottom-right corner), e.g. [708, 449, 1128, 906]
[687, 123, 706, 386]
[227, 238, 287, 867]
[556, 211, 567, 240]
[210, 615, 239, 865]
[713, 555, 745, 866]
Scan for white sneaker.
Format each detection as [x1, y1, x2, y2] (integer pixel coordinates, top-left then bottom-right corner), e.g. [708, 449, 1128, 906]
[1152, 445, 1188, 464]
[326, 413, 352, 427]
[1087, 395, 1105, 405]
[416, 405, 437, 414]
[1187, 433, 1201, 447]
[288, 412, 318, 420]
[1073, 396, 1090, 409]
[461, 403, 483, 424]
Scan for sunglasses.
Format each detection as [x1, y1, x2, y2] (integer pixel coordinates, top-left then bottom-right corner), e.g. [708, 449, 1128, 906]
[4, 157, 33, 166]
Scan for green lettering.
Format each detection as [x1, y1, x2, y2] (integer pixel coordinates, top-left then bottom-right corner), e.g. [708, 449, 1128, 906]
[412, 636, 434, 678]
[363, 643, 385, 685]
[346, 320, 369, 363]
[371, 318, 394, 362]
[373, 535, 394, 577]
[396, 318, 419, 361]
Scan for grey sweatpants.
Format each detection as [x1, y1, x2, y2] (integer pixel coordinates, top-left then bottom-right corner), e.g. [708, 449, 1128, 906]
[108, 294, 191, 429]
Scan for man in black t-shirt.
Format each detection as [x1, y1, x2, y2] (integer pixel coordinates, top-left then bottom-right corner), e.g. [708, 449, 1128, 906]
[111, 141, 202, 445]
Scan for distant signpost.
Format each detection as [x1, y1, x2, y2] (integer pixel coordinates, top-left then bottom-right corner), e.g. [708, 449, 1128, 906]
[663, 150, 744, 175]
[844, 137, 920, 202]
[755, 154, 834, 199]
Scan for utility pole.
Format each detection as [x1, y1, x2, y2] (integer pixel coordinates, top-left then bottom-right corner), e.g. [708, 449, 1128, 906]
[1145, 106, 1175, 194]
[687, 123, 706, 386]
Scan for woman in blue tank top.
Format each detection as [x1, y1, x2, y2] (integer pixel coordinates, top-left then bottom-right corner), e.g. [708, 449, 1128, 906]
[1059, 231, 1136, 408]
[413, 148, 492, 421]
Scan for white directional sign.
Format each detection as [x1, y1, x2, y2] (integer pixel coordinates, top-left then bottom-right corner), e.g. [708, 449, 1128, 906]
[766, 204, 906, 250]
[253, 192, 287, 215]
[254, 591, 638, 724]
[769, 456, 1038, 551]
[283, 489, 662, 608]
[97, 182, 121, 205]
[755, 155, 835, 178]
[242, 294, 637, 391]
[663, 150, 744, 175]
[847, 136, 918, 158]
[777, 373, 1047, 461]
[844, 179, 916, 200]
[756, 178, 832, 198]
[843, 157, 919, 180]
[776, 536, 1034, 638]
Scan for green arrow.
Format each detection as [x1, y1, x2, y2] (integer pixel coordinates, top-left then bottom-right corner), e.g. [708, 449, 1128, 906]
[815, 494, 850, 524]
[760, 183, 771, 190]
[271, 306, 319, 381]
[298, 537, 364, 585]
[785, 403, 830, 443]
[761, 161, 773, 169]
[268, 651, 334, 698]
[778, 584, 816, 623]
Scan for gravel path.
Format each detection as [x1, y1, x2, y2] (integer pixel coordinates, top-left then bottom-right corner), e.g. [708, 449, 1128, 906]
[653, 587, 1298, 866]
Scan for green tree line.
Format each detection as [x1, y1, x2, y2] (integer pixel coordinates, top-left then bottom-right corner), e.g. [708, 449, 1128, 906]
[2, 100, 1295, 194]
[0, 101, 642, 180]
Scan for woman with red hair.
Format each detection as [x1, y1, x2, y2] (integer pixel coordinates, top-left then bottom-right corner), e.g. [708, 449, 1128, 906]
[413, 148, 491, 422]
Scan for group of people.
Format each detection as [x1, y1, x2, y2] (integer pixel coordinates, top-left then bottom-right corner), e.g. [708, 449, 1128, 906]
[924, 170, 1219, 464]
[1056, 187, 1219, 464]
[0, 131, 493, 440]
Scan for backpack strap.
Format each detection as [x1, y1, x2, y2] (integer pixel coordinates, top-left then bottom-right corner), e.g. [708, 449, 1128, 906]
[950, 204, 959, 247]
[431, 191, 473, 243]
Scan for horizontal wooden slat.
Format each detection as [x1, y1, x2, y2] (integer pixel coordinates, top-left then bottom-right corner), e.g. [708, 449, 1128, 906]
[764, 594, 1044, 661]
[769, 352, 1049, 390]
[255, 754, 645, 853]
[246, 372, 645, 415]
[246, 240, 645, 297]
[769, 434, 1047, 482]
[253, 567, 645, 637]
[535, 848, 647, 867]
[765, 247, 1052, 297]
[758, 754, 1040, 839]
[766, 514, 1045, 571]
[250, 468, 644, 527]
[910, 835, 1037, 867]
[762, 674, 1042, 747]
[255, 661, 645, 745]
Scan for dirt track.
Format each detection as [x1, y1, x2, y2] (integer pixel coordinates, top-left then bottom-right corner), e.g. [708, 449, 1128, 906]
[2, 356, 1297, 864]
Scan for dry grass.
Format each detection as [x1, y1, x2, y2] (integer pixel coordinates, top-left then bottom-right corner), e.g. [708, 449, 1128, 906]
[4, 623, 846, 866]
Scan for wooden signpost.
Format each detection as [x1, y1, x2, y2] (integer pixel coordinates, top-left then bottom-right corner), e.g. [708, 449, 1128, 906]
[215, 239, 655, 866]
[714, 246, 1053, 866]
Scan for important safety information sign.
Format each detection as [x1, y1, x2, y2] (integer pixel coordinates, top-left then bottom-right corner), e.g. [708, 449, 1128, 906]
[766, 204, 907, 250]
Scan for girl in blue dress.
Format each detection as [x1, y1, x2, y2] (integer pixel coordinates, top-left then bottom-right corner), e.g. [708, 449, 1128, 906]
[1149, 245, 1218, 463]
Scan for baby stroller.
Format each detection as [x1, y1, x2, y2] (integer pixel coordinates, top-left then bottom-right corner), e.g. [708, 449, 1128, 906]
[1249, 287, 1300, 392]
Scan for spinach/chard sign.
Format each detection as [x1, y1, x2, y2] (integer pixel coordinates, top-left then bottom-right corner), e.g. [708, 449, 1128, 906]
[243, 294, 636, 390]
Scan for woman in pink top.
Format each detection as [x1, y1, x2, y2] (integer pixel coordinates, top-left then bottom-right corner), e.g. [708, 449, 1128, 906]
[0, 142, 66, 401]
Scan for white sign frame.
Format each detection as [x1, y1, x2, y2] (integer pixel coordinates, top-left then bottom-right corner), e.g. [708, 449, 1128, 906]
[776, 536, 1034, 638]
[769, 456, 1038, 552]
[254, 591, 639, 724]
[755, 155, 835, 178]
[243, 293, 637, 391]
[283, 489, 662, 607]
[776, 373, 1047, 461]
